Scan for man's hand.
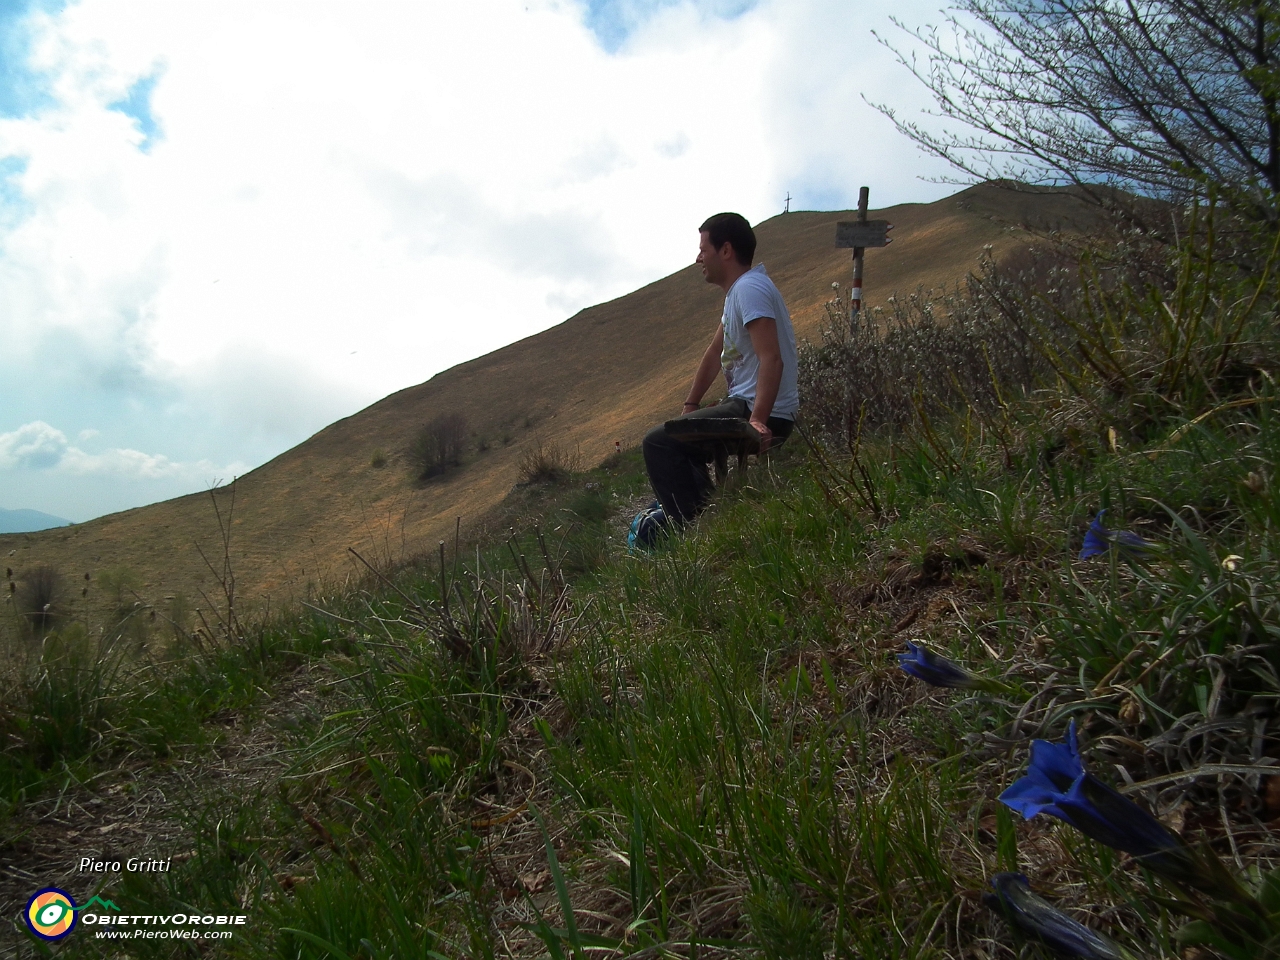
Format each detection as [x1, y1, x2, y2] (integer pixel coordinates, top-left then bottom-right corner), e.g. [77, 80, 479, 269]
[749, 418, 773, 453]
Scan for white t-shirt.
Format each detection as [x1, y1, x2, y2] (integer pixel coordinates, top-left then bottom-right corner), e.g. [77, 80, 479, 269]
[720, 263, 799, 420]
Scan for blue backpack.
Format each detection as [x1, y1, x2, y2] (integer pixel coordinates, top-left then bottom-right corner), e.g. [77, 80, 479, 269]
[627, 501, 668, 552]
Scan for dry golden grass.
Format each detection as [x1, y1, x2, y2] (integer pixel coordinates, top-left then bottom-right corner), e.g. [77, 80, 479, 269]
[0, 183, 1107, 637]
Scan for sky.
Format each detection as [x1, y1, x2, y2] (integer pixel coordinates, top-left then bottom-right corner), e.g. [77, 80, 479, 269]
[0, 0, 958, 523]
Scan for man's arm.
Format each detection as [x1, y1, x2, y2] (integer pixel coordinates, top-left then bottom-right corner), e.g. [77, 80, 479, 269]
[746, 316, 783, 448]
[682, 325, 724, 414]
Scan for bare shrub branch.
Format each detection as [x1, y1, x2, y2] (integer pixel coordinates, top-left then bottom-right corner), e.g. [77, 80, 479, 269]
[409, 413, 469, 481]
[15, 564, 61, 636]
[877, 2, 1280, 223]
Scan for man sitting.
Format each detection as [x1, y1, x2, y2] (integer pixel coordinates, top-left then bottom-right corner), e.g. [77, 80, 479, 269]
[639, 212, 799, 538]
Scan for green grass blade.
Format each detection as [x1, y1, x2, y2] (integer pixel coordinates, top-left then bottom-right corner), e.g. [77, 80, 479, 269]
[532, 805, 586, 960]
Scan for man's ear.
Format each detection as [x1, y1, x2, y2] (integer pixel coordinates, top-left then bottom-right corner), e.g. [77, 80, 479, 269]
[718, 242, 735, 261]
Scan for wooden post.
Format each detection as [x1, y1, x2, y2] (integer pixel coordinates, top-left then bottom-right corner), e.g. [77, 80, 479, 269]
[850, 186, 868, 332]
[834, 188, 892, 336]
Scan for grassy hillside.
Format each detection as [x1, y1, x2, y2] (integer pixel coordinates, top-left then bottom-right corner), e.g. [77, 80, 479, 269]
[0, 184, 1105, 643]
[2, 195, 1278, 958]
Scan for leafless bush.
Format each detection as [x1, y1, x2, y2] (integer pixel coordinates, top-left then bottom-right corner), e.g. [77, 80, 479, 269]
[800, 212, 1279, 450]
[409, 413, 469, 481]
[16, 564, 61, 636]
[97, 565, 149, 646]
[195, 481, 242, 647]
[517, 436, 581, 485]
[800, 249, 1071, 444]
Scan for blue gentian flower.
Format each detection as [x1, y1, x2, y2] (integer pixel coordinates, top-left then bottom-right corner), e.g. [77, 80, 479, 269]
[1080, 510, 1156, 559]
[896, 642, 1016, 694]
[896, 642, 1013, 696]
[1000, 722, 1200, 887]
[896, 641, 977, 688]
[984, 873, 1128, 960]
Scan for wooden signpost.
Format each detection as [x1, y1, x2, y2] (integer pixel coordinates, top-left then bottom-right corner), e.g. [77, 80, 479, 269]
[835, 186, 893, 332]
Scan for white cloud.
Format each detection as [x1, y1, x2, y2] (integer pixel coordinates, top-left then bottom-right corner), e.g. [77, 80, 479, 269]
[60, 446, 245, 481]
[0, 420, 67, 469]
[0, 0, 957, 520]
[655, 132, 691, 159]
[0, 418, 244, 485]
[59, 446, 177, 478]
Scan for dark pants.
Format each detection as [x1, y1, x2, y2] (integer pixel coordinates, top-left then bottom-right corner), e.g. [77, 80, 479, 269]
[642, 397, 794, 524]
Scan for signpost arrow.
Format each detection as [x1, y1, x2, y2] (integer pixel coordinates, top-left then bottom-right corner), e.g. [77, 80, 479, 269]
[834, 220, 893, 248]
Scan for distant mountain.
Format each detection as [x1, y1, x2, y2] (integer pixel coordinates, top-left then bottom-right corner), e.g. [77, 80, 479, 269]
[0, 508, 72, 534]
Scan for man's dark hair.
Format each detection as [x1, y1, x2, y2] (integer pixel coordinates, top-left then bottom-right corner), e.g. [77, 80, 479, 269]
[699, 212, 756, 266]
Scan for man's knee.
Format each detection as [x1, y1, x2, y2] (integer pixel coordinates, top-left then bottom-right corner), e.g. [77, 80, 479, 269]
[642, 423, 668, 453]
[643, 425, 677, 472]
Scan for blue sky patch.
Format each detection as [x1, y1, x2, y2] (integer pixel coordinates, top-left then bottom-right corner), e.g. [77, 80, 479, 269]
[0, 0, 66, 118]
[108, 71, 164, 152]
[795, 185, 856, 214]
[0, 155, 30, 228]
[583, 0, 758, 53]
